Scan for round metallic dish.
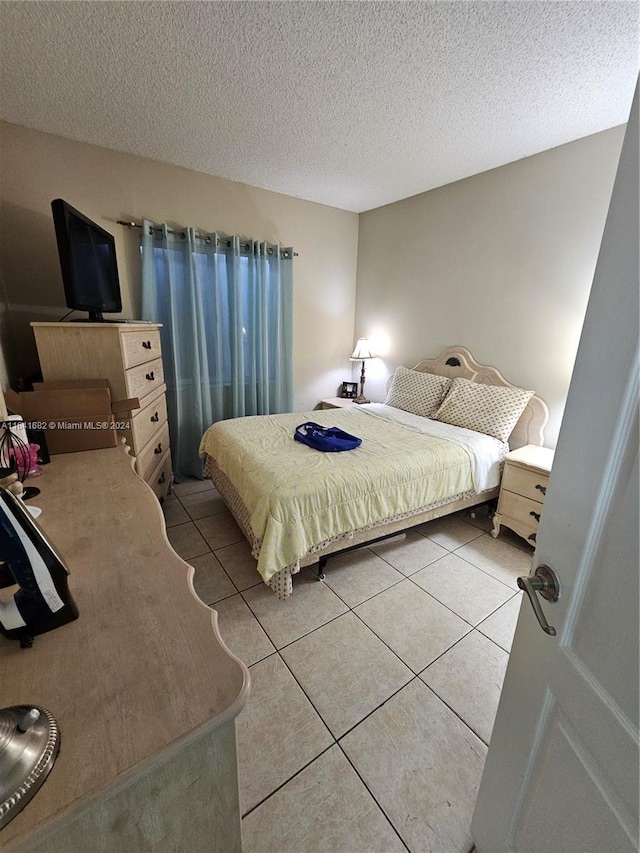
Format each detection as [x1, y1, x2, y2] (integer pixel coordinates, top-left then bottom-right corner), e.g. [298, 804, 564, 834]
[0, 705, 60, 830]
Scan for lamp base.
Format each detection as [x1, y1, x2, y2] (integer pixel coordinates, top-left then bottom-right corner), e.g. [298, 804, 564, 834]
[354, 395, 370, 404]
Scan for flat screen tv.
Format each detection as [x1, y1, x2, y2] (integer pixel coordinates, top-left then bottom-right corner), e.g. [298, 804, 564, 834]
[51, 199, 122, 322]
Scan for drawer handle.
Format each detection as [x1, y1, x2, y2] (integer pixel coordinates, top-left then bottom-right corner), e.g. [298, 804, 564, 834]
[154, 443, 163, 455]
[150, 411, 159, 422]
[142, 340, 152, 350]
[158, 472, 166, 485]
[528, 532, 537, 544]
[145, 371, 155, 381]
[529, 511, 541, 523]
[535, 484, 546, 496]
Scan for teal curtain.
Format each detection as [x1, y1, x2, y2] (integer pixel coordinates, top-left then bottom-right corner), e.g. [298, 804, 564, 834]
[141, 221, 294, 481]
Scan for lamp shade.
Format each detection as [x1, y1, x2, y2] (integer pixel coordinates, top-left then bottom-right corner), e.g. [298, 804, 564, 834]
[350, 338, 375, 360]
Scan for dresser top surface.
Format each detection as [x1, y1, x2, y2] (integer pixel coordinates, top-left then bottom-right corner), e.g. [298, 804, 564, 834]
[0, 444, 248, 844]
[31, 321, 161, 330]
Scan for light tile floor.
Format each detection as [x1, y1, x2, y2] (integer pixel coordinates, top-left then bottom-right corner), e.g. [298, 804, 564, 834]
[164, 482, 530, 853]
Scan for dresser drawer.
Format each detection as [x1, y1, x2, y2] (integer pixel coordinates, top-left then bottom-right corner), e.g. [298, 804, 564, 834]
[136, 422, 170, 483]
[148, 450, 172, 502]
[125, 357, 165, 403]
[121, 329, 162, 369]
[501, 464, 549, 504]
[118, 385, 167, 455]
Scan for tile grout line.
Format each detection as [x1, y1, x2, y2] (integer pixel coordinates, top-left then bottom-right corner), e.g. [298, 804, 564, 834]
[418, 662, 494, 749]
[335, 740, 412, 853]
[239, 658, 416, 851]
[239, 740, 336, 820]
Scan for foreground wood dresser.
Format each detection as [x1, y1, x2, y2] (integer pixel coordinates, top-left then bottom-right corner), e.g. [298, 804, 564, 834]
[31, 322, 172, 501]
[0, 445, 250, 852]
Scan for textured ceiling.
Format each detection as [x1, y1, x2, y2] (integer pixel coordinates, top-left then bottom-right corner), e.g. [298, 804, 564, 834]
[1, 1, 638, 212]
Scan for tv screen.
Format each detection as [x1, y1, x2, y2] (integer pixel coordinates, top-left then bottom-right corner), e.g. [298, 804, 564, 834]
[51, 199, 122, 322]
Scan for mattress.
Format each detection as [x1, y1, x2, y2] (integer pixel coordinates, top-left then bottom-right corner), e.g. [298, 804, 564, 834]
[199, 405, 507, 596]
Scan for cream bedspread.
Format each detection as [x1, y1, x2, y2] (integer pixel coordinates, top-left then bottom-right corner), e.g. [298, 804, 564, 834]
[199, 407, 481, 588]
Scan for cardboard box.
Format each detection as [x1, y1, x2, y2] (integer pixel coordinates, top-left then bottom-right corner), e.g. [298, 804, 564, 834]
[5, 381, 139, 455]
[31, 379, 110, 391]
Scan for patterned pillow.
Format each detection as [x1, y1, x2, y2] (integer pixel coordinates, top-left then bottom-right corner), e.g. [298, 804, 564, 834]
[384, 366, 452, 418]
[434, 377, 534, 442]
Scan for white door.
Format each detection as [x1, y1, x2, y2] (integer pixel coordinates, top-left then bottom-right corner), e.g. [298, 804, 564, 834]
[471, 83, 639, 853]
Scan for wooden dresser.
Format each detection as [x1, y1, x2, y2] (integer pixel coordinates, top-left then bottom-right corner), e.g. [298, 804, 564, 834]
[0, 445, 250, 852]
[492, 444, 555, 546]
[31, 322, 171, 501]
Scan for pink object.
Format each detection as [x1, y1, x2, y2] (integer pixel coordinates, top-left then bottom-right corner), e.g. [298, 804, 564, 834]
[9, 443, 41, 478]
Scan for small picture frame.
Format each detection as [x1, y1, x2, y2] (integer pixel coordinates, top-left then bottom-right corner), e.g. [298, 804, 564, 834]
[340, 381, 358, 399]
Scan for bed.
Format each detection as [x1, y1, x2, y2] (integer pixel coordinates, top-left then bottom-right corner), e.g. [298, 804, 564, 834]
[199, 346, 548, 598]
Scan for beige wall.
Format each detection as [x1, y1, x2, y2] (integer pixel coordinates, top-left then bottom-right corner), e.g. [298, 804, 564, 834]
[0, 273, 13, 399]
[0, 121, 359, 412]
[355, 127, 625, 447]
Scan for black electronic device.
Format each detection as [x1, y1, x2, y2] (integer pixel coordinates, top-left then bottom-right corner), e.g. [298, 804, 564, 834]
[0, 487, 79, 648]
[51, 198, 122, 322]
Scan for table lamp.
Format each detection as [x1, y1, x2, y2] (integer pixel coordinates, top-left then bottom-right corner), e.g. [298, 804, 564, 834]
[350, 338, 375, 404]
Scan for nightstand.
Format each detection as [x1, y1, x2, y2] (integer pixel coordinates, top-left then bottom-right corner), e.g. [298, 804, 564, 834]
[492, 444, 555, 547]
[321, 397, 359, 409]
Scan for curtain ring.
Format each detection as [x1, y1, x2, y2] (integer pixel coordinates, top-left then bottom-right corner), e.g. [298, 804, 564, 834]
[204, 236, 211, 244]
[267, 247, 274, 256]
[148, 225, 154, 236]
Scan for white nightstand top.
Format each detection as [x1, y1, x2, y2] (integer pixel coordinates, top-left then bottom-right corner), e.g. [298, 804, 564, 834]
[506, 444, 555, 473]
[321, 396, 359, 409]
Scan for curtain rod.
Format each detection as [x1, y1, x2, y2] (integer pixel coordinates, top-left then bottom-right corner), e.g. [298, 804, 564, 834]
[117, 220, 298, 257]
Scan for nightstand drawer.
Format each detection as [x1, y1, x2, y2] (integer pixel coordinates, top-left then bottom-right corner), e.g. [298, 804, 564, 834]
[499, 490, 544, 529]
[502, 465, 549, 504]
[499, 512, 539, 546]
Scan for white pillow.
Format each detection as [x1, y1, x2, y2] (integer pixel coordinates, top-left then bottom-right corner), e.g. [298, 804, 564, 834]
[384, 366, 452, 419]
[434, 377, 534, 442]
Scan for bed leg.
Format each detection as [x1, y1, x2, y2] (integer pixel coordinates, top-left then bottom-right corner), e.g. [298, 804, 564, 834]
[317, 556, 327, 581]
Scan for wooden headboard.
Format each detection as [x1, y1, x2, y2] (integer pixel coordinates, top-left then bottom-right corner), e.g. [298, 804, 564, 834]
[404, 345, 549, 449]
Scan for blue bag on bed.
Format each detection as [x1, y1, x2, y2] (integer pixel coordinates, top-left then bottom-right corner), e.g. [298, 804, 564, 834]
[294, 422, 362, 452]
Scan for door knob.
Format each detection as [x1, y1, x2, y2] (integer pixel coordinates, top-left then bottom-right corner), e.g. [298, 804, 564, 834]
[517, 564, 560, 636]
